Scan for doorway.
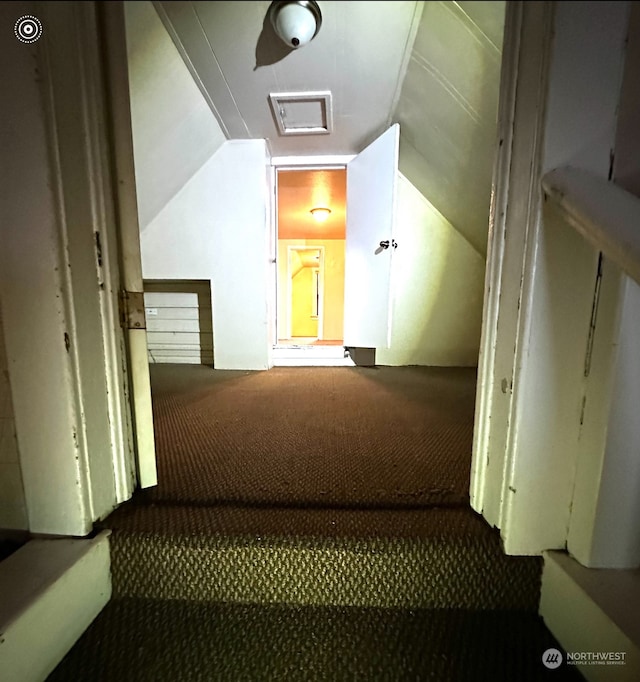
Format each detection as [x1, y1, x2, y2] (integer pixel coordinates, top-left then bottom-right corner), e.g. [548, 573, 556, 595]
[286, 246, 324, 341]
[274, 167, 350, 365]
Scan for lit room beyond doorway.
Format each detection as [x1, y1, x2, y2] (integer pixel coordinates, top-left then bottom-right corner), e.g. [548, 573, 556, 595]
[275, 168, 349, 365]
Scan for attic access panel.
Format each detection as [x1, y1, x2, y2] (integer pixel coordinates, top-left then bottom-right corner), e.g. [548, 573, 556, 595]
[269, 91, 333, 136]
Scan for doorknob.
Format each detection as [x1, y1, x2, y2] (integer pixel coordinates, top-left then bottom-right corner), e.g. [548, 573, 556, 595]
[379, 240, 398, 250]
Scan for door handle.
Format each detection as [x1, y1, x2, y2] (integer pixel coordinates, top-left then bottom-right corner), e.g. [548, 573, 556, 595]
[379, 240, 398, 250]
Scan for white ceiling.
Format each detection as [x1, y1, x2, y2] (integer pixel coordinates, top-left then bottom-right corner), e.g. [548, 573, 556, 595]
[153, 1, 504, 254]
[154, 1, 422, 156]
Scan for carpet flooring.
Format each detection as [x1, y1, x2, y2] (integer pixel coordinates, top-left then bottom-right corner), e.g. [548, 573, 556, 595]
[144, 365, 476, 508]
[48, 600, 584, 682]
[49, 364, 584, 681]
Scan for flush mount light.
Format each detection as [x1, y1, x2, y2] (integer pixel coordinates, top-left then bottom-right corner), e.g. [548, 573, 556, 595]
[310, 207, 331, 222]
[268, 0, 323, 49]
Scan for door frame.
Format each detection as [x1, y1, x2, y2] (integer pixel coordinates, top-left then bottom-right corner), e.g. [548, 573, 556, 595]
[100, 1, 157, 490]
[271, 157, 352, 351]
[0, 0, 151, 535]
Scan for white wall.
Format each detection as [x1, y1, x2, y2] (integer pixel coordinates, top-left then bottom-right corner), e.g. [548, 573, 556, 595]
[584, 1, 640, 569]
[589, 278, 640, 567]
[125, 1, 226, 230]
[377, 174, 485, 366]
[0, 301, 27, 531]
[127, 1, 271, 370]
[141, 141, 271, 370]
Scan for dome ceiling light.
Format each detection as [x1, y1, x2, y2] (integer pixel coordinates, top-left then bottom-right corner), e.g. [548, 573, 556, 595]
[268, 0, 323, 49]
[310, 207, 331, 222]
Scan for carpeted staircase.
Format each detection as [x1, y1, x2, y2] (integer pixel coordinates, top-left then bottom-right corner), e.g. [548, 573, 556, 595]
[48, 366, 583, 681]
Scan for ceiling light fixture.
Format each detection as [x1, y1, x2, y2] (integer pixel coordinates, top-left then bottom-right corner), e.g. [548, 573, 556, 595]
[268, 0, 323, 49]
[310, 207, 331, 222]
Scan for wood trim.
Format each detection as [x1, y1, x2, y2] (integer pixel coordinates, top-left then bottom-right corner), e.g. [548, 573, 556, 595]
[542, 167, 640, 286]
[99, 1, 157, 489]
[540, 551, 640, 679]
[470, 1, 555, 529]
[0, 532, 111, 681]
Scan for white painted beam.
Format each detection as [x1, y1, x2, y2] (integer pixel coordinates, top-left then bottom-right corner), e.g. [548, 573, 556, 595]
[271, 155, 355, 167]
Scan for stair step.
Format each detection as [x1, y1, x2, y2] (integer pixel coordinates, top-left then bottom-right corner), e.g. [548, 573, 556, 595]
[104, 504, 542, 611]
[48, 598, 584, 681]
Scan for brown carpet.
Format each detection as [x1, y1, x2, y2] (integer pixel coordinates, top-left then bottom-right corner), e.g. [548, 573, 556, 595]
[101, 364, 544, 611]
[105, 505, 543, 611]
[51, 364, 585, 681]
[145, 364, 476, 509]
[48, 600, 585, 682]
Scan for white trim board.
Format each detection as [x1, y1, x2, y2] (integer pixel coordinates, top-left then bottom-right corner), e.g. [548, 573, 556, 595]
[540, 550, 640, 680]
[0, 532, 111, 681]
[271, 154, 355, 167]
[272, 345, 355, 367]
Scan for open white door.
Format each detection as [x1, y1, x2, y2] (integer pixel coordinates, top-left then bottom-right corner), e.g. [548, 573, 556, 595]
[102, 3, 158, 489]
[344, 124, 399, 349]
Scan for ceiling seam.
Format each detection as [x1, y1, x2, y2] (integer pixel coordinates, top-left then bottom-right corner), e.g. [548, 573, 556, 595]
[388, 1, 425, 129]
[191, 3, 252, 138]
[152, 1, 232, 139]
[410, 52, 482, 125]
[449, 1, 502, 55]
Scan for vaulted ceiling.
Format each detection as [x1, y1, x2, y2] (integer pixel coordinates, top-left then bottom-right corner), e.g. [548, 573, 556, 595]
[153, 1, 504, 255]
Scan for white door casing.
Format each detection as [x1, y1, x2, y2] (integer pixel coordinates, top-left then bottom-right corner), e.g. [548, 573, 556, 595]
[343, 124, 400, 349]
[0, 0, 158, 534]
[470, 0, 553, 532]
[101, 2, 158, 489]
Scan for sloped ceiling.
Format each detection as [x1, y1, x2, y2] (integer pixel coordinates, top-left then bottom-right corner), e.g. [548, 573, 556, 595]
[153, 1, 422, 155]
[126, 0, 228, 229]
[396, 1, 504, 255]
[152, 1, 504, 255]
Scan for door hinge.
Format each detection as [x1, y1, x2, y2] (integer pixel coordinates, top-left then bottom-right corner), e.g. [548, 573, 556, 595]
[118, 290, 146, 330]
